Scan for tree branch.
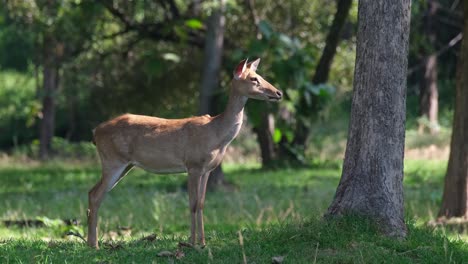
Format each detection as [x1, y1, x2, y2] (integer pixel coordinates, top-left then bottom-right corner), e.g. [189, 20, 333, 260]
[97, 0, 204, 48]
[97, 0, 135, 29]
[166, 0, 180, 19]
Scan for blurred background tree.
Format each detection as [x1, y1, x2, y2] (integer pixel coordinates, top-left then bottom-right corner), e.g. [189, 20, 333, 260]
[0, 0, 464, 192]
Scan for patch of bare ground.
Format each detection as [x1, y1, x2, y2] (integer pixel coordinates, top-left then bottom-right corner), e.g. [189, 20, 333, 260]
[405, 145, 449, 160]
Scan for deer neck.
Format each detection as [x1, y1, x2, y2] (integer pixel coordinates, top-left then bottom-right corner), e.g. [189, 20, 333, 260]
[213, 85, 248, 146]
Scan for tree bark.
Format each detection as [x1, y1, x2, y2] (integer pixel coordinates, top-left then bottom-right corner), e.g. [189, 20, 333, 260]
[291, 0, 353, 152]
[326, 0, 411, 238]
[419, 55, 439, 134]
[418, 0, 440, 135]
[39, 37, 60, 160]
[198, 0, 227, 189]
[243, 0, 278, 167]
[253, 112, 276, 166]
[438, 2, 468, 219]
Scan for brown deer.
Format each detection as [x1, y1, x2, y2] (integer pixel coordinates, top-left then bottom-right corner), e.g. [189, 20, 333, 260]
[87, 58, 282, 248]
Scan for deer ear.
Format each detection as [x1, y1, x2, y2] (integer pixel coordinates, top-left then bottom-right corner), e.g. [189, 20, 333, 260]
[247, 58, 261, 72]
[233, 59, 248, 80]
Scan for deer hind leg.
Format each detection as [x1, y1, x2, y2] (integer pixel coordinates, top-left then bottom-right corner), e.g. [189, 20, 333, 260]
[197, 172, 210, 247]
[87, 160, 129, 249]
[187, 168, 203, 245]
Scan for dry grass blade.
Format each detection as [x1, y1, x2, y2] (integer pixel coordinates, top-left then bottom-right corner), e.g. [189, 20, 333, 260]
[178, 241, 194, 248]
[103, 242, 124, 250]
[238, 230, 247, 264]
[174, 249, 185, 259]
[208, 247, 213, 261]
[313, 242, 319, 264]
[66, 231, 87, 243]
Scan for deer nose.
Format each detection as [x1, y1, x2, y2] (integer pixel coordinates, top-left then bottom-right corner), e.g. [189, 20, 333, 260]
[276, 90, 283, 98]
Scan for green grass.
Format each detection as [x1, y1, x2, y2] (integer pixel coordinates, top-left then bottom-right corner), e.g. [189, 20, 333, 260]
[1, 160, 467, 263]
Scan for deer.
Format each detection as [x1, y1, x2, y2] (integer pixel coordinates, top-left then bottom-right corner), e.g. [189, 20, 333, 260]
[87, 58, 282, 249]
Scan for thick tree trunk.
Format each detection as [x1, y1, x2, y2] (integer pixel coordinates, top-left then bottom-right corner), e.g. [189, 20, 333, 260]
[198, 0, 227, 189]
[39, 54, 59, 160]
[438, 2, 468, 219]
[291, 0, 353, 152]
[418, 0, 439, 135]
[326, 0, 411, 238]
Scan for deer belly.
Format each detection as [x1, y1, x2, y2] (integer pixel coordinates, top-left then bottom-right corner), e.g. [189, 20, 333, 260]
[131, 152, 186, 174]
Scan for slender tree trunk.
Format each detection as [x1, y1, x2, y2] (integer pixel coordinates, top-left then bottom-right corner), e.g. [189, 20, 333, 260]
[438, 2, 468, 219]
[39, 40, 59, 159]
[418, 0, 439, 135]
[419, 55, 439, 134]
[198, 0, 227, 189]
[243, 0, 278, 167]
[291, 0, 353, 153]
[189, 0, 202, 17]
[326, 0, 411, 238]
[253, 112, 276, 166]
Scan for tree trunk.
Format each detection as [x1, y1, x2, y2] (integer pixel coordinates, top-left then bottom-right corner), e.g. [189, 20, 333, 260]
[438, 2, 468, 219]
[418, 0, 439, 135]
[198, 0, 227, 189]
[243, 0, 278, 167]
[419, 55, 439, 134]
[291, 0, 353, 152]
[253, 112, 276, 167]
[326, 0, 411, 238]
[39, 42, 59, 160]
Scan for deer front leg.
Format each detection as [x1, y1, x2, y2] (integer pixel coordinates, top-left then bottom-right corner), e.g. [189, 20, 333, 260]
[88, 178, 110, 249]
[197, 172, 210, 247]
[187, 169, 202, 245]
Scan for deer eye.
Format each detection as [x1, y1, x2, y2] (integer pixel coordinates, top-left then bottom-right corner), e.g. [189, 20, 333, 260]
[250, 77, 258, 82]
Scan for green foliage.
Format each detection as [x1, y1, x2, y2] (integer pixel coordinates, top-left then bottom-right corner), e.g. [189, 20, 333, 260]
[0, 24, 35, 71]
[244, 20, 336, 144]
[0, 0, 460, 161]
[12, 137, 96, 160]
[0, 71, 39, 148]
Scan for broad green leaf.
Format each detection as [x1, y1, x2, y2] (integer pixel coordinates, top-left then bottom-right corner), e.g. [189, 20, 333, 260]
[162, 53, 180, 63]
[258, 20, 273, 39]
[273, 128, 282, 143]
[185, 19, 203, 30]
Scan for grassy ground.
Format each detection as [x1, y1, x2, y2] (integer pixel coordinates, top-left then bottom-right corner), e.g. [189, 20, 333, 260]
[1, 160, 467, 263]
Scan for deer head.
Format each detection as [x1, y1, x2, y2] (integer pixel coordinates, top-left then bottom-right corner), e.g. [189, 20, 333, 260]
[232, 58, 283, 102]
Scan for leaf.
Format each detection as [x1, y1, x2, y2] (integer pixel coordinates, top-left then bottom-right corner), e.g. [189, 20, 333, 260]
[278, 34, 294, 49]
[162, 53, 180, 63]
[273, 128, 282, 143]
[249, 39, 268, 55]
[272, 256, 285, 263]
[185, 19, 203, 29]
[304, 83, 320, 95]
[303, 91, 312, 106]
[258, 20, 273, 39]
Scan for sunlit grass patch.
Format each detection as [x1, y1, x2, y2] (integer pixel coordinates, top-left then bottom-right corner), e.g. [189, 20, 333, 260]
[0, 160, 467, 262]
[1, 217, 467, 263]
